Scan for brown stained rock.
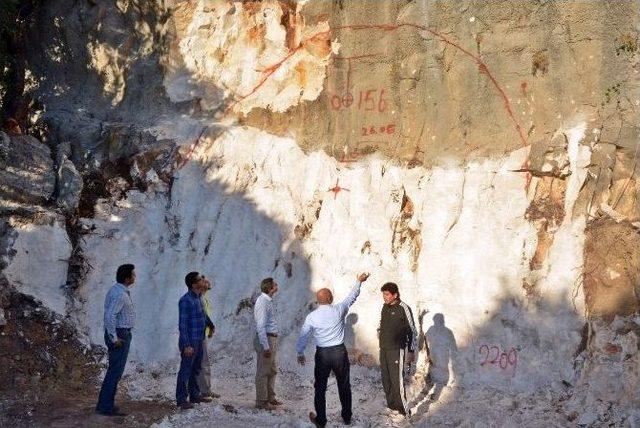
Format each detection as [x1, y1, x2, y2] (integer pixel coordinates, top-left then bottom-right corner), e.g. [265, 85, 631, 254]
[607, 148, 639, 220]
[0, 290, 100, 417]
[529, 223, 555, 271]
[171, 1, 198, 38]
[577, 142, 617, 219]
[525, 176, 566, 275]
[525, 176, 566, 225]
[391, 192, 421, 272]
[531, 51, 549, 76]
[279, 0, 302, 51]
[583, 218, 640, 321]
[239, 1, 639, 167]
[604, 342, 622, 355]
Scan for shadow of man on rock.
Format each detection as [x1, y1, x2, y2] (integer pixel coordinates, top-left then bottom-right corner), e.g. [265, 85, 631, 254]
[412, 313, 458, 415]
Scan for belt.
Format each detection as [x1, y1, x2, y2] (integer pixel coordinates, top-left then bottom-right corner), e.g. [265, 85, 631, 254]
[116, 327, 132, 331]
[267, 333, 278, 338]
[317, 343, 345, 349]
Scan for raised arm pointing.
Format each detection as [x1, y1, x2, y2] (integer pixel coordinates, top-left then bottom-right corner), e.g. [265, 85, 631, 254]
[336, 272, 369, 315]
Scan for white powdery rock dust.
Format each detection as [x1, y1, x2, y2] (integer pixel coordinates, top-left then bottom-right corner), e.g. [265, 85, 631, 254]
[77, 124, 592, 399]
[166, 0, 338, 114]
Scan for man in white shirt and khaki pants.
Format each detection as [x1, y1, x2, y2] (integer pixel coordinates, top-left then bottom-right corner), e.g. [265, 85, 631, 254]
[253, 277, 283, 410]
[296, 272, 370, 427]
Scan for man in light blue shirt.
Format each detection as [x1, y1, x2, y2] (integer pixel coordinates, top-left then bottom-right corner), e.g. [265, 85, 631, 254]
[296, 272, 370, 427]
[96, 264, 136, 417]
[253, 277, 281, 410]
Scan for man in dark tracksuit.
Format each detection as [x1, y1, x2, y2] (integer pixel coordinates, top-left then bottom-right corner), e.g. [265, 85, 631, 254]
[378, 282, 417, 416]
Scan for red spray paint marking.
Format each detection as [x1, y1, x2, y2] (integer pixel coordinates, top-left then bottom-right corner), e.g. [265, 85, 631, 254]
[479, 344, 518, 373]
[221, 21, 531, 188]
[176, 126, 209, 170]
[328, 178, 350, 199]
[224, 29, 332, 114]
[332, 53, 382, 93]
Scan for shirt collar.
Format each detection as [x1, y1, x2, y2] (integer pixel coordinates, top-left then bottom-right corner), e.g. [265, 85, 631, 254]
[261, 292, 272, 302]
[188, 289, 200, 299]
[115, 282, 131, 296]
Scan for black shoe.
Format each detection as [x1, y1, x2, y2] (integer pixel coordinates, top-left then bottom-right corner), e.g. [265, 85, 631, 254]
[95, 409, 127, 417]
[309, 411, 326, 428]
[178, 402, 194, 410]
[343, 417, 352, 425]
[192, 395, 213, 403]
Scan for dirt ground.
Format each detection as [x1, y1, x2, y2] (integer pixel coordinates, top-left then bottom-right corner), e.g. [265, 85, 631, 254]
[0, 289, 174, 427]
[3, 393, 174, 428]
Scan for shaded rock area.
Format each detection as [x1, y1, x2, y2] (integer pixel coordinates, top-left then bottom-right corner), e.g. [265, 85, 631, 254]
[54, 142, 83, 214]
[0, 131, 55, 210]
[0, 0, 638, 427]
[0, 286, 173, 427]
[583, 219, 640, 320]
[0, 287, 99, 426]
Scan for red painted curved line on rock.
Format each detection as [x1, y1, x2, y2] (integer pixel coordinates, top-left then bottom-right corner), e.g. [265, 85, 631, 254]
[227, 22, 527, 146]
[220, 22, 531, 187]
[331, 22, 531, 188]
[224, 30, 332, 114]
[176, 126, 209, 170]
[333, 22, 528, 149]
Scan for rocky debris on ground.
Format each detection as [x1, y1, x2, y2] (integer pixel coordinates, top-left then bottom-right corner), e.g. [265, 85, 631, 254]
[0, 288, 100, 426]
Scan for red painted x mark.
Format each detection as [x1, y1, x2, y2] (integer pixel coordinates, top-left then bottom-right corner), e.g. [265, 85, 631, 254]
[328, 178, 350, 199]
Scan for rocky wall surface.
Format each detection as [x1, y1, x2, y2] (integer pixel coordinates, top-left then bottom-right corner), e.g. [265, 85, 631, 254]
[1, 0, 638, 425]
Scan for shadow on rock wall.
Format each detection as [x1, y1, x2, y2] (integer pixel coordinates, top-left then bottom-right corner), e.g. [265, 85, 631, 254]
[407, 281, 595, 425]
[76, 139, 315, 366]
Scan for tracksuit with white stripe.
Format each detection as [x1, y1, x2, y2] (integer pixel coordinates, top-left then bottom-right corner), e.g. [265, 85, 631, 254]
[378, 300, 417, 415]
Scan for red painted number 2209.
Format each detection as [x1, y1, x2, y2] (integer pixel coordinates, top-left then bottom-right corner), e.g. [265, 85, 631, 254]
[479, 345, 517, 370]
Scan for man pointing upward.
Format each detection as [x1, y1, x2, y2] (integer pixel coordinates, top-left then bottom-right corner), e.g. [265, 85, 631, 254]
[296, 272, 370, 427]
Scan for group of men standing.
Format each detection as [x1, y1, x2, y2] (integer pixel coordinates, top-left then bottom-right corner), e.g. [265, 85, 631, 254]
[255, 272, 418, 427]
[95, 265, 419, 428]
[95, 265, 219, 415]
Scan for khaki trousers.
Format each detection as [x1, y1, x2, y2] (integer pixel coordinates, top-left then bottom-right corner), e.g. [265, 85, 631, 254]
[196, 339, 212, 395]
[254, 335, 278, 405]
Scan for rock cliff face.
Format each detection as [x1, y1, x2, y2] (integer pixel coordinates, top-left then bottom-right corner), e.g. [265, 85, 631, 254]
[1, 0, 639, 426]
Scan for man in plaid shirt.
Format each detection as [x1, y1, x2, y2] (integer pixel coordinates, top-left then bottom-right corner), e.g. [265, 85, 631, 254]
[176, 272, 214, 409]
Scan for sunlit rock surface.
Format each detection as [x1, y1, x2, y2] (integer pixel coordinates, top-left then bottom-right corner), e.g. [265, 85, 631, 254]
[1, 0, 639, 426]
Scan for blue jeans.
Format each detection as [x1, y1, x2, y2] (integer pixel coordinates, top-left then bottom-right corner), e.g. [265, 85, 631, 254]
[176, 340, 204, 404]
[96, 328, 131, 413]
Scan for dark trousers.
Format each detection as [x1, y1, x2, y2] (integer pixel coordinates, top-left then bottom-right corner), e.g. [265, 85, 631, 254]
[314, 344, 351, 426]
[380, 348, 408, 414]
[176, 340, 204, 404]
[96, 328, 132, 413]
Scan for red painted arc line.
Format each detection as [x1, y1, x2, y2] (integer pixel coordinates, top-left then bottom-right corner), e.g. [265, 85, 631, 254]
[224, 22, 528, 151]
[333, 22, 528, 149]
[224, 30, 332, 113]
[176, 126, 209, 169]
